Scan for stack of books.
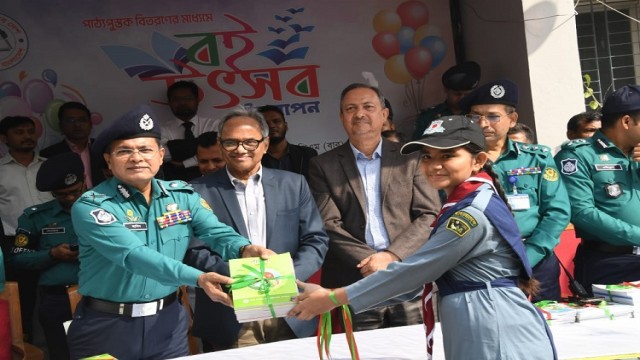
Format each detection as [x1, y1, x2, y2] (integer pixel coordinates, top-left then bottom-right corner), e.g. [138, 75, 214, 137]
[229, 252, 298, 323]
[574, 302, 635, 322]
[535, 301, 578, 325]
[592, 282, 640, 306]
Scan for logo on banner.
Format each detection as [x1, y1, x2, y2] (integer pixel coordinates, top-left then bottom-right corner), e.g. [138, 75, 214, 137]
[0, 13, 29, 70]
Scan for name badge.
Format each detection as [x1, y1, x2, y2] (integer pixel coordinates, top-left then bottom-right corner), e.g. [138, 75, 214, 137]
[124, 222, 148, 231]
[507, 194, 531, 211]
[595, 164, 623, 171]
[42, 227, 65, 234]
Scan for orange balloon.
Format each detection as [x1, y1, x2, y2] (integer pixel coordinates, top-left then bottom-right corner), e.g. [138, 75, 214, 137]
[384, 55, 413, 84]
[373, 10, 402, 33]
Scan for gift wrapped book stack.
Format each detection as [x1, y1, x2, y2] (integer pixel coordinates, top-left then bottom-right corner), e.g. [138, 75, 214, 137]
[229, 252, 298, 322]
[592, 282, 640, 306]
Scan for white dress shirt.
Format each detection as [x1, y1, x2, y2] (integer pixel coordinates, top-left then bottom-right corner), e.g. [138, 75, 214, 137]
[0, 153, 54, 235]
[226, 167, 267, 248]
[160, 115, 220, 167]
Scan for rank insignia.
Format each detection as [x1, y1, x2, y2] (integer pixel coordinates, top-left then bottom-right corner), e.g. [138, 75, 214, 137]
[560, 158, 578, 175]
[14, 233, 29, 247]
[90, 209, 117, 225]
[157, 210, 192, 229]
[446, 216, 472, 237]
[599, 154, 609, 161]
[200, 198, 212, 211]
[126, 209, 140, 222]
[543, 168, 559, 182]
[605, 183, 622, 198]
[166, 203, 178, 211]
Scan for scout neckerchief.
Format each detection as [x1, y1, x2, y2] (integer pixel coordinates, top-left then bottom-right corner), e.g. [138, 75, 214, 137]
[422, 171, 494, 359]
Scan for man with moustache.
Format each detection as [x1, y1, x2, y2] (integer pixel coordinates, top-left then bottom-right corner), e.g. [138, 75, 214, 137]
[196, 131, 226, 176]
[161, 81, 219, 181]
[308, 83, 440, 331]
[258, 105, 318, 179]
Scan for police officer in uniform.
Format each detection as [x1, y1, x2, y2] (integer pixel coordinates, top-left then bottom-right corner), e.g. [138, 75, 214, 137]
[555, 84, 640, 293]
[459, 79, 570, 302]
[412, 61, 481, 140]
[67, 105, 272, 360]
[9, 152, 85, 359]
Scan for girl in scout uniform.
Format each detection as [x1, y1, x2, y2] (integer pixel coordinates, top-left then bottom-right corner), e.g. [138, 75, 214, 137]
[289, 115, 556, 360]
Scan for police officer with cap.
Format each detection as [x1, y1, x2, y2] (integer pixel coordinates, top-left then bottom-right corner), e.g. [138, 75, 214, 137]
[67, 105, 273, 359]
[412, 61, 481, 140]
[460, 79, 570, 302]
[555, 84, 640, 294]
[8, 152, 86, 360]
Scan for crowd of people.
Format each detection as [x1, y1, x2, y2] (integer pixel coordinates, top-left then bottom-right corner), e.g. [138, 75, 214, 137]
[0, 64, 636, 359]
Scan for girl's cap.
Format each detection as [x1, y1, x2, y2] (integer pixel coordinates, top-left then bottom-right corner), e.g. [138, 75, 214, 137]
[401, 115, 485, 154]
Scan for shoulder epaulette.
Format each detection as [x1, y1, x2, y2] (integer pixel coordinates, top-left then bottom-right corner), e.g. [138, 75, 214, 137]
[160, 180, 194, 193]
[560, 138, 590, 150]
[517, 143, 552, 157]
[23, 201, 55, 216]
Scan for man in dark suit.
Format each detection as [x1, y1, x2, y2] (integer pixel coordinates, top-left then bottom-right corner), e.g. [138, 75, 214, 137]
[39, 102, 104, 187]
[258, 105, 318, 179]
[190, 107, 328, 350]
[308, 83, 440, 331]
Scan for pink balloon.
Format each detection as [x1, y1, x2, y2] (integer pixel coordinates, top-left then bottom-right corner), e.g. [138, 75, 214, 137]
[0, 96, 32, 118]
[31, 116, 43, 139]
[397, 1, 429, 29]
[91, 112, 103, 125]
[0, 81, 21, 98]
[23, 79, 54, 113]
[404, 46, 433, 79]
[372, 32, 401, 59]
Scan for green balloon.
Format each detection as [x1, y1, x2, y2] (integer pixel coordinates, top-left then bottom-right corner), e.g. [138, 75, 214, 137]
[44, 99, 65, 132]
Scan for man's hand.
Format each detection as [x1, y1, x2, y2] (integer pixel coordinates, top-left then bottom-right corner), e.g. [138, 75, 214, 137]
[632, 144, 640, 162]
[287, 280, 335, 321]
[357, 251, 399, 277]
[49, 243, 78, 262]
[241, 244, 276, 259]
[197, 272, 234, 307]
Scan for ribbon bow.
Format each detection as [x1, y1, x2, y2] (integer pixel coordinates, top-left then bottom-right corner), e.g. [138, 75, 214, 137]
[317, 305, 360, 360]
[228, 259, 292, 318]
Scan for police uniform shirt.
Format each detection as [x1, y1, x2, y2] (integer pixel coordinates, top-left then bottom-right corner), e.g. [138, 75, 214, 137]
[71, 176, 250, 302]
[412, 102, 454, 140]
[0, 154, 53, 235]
[9, 199, 79, 286]
[554, 131, 640, 246]
[493, 139, 571, 267]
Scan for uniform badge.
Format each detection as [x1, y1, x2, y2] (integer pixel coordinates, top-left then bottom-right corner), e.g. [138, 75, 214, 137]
[139, 113, 154, 130]
[117, 184, 131, 199]
[445, 217, 471, 237]
[490, 85, 505, 99]
[424, 120, 445, 135]
[126, 209, 140, 222]
[599, 154, 609, 161]
[166, 203, 178, 211]
[560, 158, 578, 175]
[157, 210, 192, 229]
[14, 233, 29, 247]
[170, 182, 179, 188]
[90, 209, 117, 225]
[200, 198, 212, 211]
[605, 183, 622, 198]
[543, 168, 559, 182]
[64, 173, 78, 186]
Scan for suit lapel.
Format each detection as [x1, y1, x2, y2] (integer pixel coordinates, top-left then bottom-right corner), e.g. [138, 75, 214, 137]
[262, 169, 277, 247]
[337, 143, 366, 213]
[213, 171, 249, 238]
[379, 139, 397, 203]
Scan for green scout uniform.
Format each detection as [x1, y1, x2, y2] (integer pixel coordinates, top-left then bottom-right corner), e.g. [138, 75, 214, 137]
[9, 200, 78, 286]
[71, 176, 250, 302]
[494, 139, 570, 267]
[555, 131, 640, 291]
[412, 102, 453, 140]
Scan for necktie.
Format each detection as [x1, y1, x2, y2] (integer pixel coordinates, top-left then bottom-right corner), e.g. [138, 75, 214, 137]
[183, 122, 195, 140]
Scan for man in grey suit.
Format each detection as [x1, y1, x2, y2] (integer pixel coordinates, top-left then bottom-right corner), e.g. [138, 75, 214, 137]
[190, 107, 329, 350]
[308, 83, 440, 330]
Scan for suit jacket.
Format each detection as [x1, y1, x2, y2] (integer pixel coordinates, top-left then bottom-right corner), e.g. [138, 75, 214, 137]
[39, 139, 105, 186]
[308, 139, 440, 289]
[262, 143, 318, 180]
[189, 167, 329, 341]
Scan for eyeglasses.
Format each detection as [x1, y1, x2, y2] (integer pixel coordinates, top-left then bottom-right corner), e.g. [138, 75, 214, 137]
[465, 112, 513, 123]
[52, 182, 85, 199]
[219, 138, 265, 151]
[111, 147, 159, 159]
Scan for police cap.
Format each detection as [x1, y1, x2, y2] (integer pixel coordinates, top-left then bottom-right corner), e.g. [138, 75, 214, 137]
[442, 61, 481, 91]
[93, 104, 160, 154]
[601, 84, 640, 115]
[401, 115, 485, 154]
[459, 79, 519, 111]
[36, 152, 84, 191]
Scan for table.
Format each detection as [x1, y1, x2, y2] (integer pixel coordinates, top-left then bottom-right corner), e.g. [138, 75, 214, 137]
[171, 317, 640, 359]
